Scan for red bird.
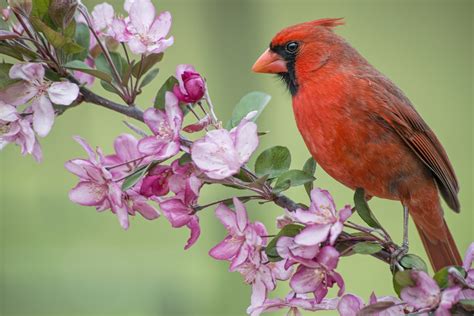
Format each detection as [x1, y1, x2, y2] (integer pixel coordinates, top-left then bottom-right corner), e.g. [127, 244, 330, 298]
[252, 18, 461, 271]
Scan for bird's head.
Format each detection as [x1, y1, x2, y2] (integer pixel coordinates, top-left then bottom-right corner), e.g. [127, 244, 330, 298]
[252, 18, 345, 95]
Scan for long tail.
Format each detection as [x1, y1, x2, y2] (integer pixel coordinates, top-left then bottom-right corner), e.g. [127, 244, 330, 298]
[409, 194, 462, 271]
[414, 219, 462, 272]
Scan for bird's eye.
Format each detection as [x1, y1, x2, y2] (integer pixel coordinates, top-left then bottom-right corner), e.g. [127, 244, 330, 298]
[285, 41, 299, 54]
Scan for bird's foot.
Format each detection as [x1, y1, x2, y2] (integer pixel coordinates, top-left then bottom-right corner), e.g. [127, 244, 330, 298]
[391, 242, 409, 271]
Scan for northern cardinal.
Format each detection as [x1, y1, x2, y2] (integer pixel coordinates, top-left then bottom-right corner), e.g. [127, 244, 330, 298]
[252, 18, 461, 271]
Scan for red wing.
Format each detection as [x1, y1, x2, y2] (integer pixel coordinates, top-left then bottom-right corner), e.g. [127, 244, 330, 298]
[372, 79, 460, 212]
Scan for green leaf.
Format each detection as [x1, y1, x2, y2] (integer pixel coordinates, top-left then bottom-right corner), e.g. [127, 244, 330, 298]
[100, 80, 120, 94]
[302, 157, 317, 196]
[352, 242, 383, 255]
[433, 266, 466, 289]
[392, 270, 414, 296]
[226, 91, 271, 129]
[354, 188, 382, 229]
[95, 52, 126, 82]
[154, 76, 178, 109]
[64, 60, 112, 82]
[178, 153, 192, 166]
[0, 43, 36, 60]
[459, 299, 474, 312]
[0, 63, 19, 89]
[255, 146, 291, 178]
[139, 68, 160, 88]
[30, 16, 84, 54]
[274, 170, 315, 193]
[266, 224, 305, 262]
[132, 53, 163, 77]
[121, 164, 151, 191]
[399, 254, 428, 272]
[72, 23, 90, 61]
[32, 0, 51, 18]
[63, 19, 76, 39]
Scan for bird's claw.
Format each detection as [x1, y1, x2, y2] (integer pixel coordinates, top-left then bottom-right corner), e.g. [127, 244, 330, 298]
[390, 242, 409, 271]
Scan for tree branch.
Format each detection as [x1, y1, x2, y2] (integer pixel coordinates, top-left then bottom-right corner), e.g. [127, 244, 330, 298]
[80, 86, 144, 122]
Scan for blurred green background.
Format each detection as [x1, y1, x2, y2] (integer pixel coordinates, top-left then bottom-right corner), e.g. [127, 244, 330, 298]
[1, 0, 472, 315]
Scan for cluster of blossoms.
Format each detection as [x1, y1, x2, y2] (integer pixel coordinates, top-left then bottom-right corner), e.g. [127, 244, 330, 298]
[1, 1, 473, 315]
[0, 63, 79, 161]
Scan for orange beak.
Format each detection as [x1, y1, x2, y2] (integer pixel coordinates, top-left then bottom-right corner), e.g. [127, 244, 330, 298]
[252, 49, 287, 73]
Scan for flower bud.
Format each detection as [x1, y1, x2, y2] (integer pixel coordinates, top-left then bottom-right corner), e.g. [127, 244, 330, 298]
[7, 0, 32, 16]
[1, 7, 10, 21]
[48, 0, 78, 28]
[173, 64, 206, 103]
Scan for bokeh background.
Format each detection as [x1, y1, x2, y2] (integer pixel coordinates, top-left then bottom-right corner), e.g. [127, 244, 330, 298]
[1, 0, 472, 315]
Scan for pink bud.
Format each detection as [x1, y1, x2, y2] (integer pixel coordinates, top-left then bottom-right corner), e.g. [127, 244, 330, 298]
[173, 64, 206, 103]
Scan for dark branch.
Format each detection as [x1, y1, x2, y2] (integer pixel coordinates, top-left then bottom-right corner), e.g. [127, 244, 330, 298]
[80, 87, 144, 122]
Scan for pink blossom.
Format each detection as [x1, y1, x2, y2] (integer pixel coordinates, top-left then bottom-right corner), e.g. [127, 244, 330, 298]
[1, 63, 79, 137]
[276, 235, 319, 268]
[461, 242, 474, 300]
[123, 0, 173, 55]
[138, 92, 182, 159]
[248, 292, 339, 316]
[90, 3, 114, 35]
[235, 250, 278, 309]
[191, 114, 259, 179]
[103, 133, 150, 179]
[140, 165, 173, 197]
[337, 293, 404, 316]
[159, 198, 200, 250]
[289, 246, 345, 303]
[209, 197, 267, 270]
[0, 101, 42, 161]
[292, 188, 352, 247]
[173, 64, 206, 103]
[66, 136, 159, 229]
[400, 270, 462, 315]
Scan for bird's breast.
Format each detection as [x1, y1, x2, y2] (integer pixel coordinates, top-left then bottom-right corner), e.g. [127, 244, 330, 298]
[291, 76, 424, 200]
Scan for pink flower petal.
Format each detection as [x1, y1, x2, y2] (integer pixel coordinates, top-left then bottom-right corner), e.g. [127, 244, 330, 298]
[130, 0, 155, 34]
[137, 136, 166, 155]
[160, 198, 191, 227]
[0, 81, 37, 106]
[311, 188, 337, 215]
[149, 11, 172, 40]
[294, 224, 331, 246]
[317, 246, 340, 271]
[233, 197, 248, 232]
[127, 37, 147, 54]
[337, 294, 363, 316]
[230, 242, 250, 271]
[290, 266, 322, 294]
[185, 216, 200, 249]
[133, 200, 160, 220]
[215, 203, 237, 233]
[47, 82, 79, 105]
[164, 91, 182, 131]
[31, 94, 54, 137]
[69, 181, 107, 206]
[0, 102, 18, 122]
[143, 107, 168, 135]
[91, 3, 114, 31]
[209, 235, 241, 260]
[232, 120, 259, 164]
[250, 279, 267, 309]
[9, 63, 44, 82]
[113, 133, 140, 162]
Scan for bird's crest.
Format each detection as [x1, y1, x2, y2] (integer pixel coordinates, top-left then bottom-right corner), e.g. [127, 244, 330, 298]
[309, 18, 345, 29]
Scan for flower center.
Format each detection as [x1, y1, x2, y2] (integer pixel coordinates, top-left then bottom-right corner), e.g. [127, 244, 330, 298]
[155, 121, 173, 140]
